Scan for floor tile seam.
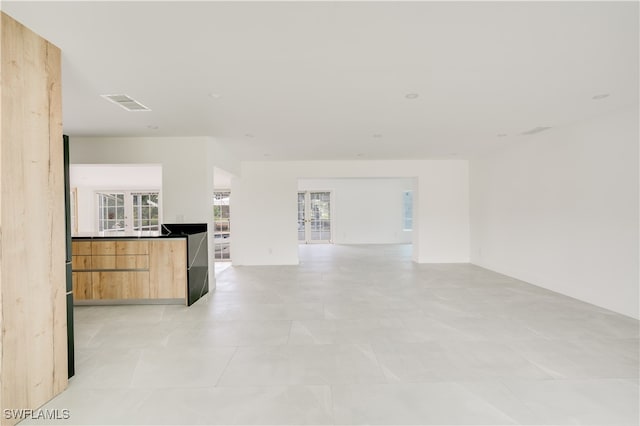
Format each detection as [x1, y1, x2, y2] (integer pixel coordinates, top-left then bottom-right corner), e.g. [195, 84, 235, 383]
[328, 384, 337, 426]
[125, 349, 145, 389]
[213, 346, 240, 388]
[445, 381, 524, 425]
[366, 342, 391, 385]
[285, 319, 294, 345]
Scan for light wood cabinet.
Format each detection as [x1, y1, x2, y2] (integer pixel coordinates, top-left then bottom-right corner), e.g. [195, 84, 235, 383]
[72, 272, 92, 300]
[72, 241, 91, 255]
[72, 255, 91, 270]
[91, 271, 150, 299]
[116, 255, 149, 269]
[91, 241, 116, 256]
[92, 255, 116, 270]
[149, 240, 187, 298]
[116, 241, 149, 255]
[71, 238, 186, 303]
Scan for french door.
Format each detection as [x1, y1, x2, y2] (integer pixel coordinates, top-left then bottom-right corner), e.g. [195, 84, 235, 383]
[96, 191, 160, 233]
[298, 191, 332, 243]
[213, 191, 231, 261]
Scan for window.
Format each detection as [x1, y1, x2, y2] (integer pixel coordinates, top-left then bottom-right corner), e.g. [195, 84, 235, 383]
[97, 191, 160, 233]
[97, 192, 125, 232]
[132, 192, 160, 231]
[403, 190, 413, 231]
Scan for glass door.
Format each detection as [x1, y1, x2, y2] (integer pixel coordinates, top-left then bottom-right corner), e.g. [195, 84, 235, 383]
[297, 192, 306, 242]
[298, 191, 332, 243]
[213, 191, 231, 261]
[96, 191, 161, 233]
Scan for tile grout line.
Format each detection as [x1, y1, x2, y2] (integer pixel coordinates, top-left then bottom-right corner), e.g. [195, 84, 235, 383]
[213, 346, 239, 387]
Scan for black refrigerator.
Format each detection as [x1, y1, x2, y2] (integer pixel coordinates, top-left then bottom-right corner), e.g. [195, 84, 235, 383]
[63, 134, 75, 378]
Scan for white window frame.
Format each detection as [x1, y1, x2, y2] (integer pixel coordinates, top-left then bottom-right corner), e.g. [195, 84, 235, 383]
[403, 190, 413, 231]
[298, 190, 333, 244]
[95, 189, 162, 233]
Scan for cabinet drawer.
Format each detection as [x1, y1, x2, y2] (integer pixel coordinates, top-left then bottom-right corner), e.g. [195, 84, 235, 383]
[116, 241, 149, 255]
[92, 241, 116, 256]
[92, 255, 116, 270]
[116, 255, 149, 270]
[91, 271, 150, 299]
[72, 255, 91, 270]
[72, 241, 91, 255]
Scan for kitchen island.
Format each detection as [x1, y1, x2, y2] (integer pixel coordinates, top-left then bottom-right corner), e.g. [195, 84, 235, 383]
[72, 224, 208, 306]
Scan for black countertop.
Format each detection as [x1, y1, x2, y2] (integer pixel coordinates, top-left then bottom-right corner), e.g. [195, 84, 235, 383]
[72, 223, 208, 239]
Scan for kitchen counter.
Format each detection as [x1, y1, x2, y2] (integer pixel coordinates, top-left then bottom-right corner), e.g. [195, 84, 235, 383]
[71, 223, 208, 306]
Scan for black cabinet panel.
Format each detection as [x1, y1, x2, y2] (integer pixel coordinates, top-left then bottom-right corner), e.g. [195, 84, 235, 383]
[66, 262, 72, 293]
[66, 292, 74, 378]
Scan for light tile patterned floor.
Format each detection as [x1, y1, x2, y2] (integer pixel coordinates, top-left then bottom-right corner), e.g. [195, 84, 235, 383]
[22, 244, 639, 425]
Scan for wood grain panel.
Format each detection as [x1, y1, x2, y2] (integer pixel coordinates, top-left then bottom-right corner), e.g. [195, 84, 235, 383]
[72, 272, 92, 300]
[149, 239, 187, 299]
[91, 271, 150, 299]
[0, 12, 66, 425]
[72, 255, 92, 270]
[116, 241, 149, 255]
[116, 255, 149, 270]
[91, 255, 116, 270]
[91, 241, 116, 256]
[72, 241, 91, 255]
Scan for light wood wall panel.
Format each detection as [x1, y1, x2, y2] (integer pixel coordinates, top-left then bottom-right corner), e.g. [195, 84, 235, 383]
[0, 12, 67, 426]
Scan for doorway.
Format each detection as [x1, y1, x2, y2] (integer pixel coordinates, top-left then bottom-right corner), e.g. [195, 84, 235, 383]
[298, 191, 332, 243]
[213, 190, 231, 272]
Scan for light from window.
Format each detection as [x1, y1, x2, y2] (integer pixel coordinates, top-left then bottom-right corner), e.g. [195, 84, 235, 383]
[403, 190, 413, 231]
[97, 191, 160, 233]
[97, 192, 125, 232]
[132, 192, 160, 231]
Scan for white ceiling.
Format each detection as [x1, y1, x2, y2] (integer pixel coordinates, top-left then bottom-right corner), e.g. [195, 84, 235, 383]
[3, 1, 638, 161]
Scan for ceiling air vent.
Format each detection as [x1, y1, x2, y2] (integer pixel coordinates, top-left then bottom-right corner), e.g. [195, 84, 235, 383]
[521, 126, 552, 136]
[101, 94, 151, 111]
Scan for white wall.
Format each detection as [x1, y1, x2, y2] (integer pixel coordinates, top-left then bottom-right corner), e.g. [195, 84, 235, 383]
[71, 137, 211, 224]
[298, 178, 414, 244]
[470, 107, 639, 319]
[231, 160, 469, 265]
[70, 164, 163, 233]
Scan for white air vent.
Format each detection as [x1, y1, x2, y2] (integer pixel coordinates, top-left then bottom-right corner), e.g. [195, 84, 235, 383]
[101, 94, 151, 111]
[521, 126, 552, 136]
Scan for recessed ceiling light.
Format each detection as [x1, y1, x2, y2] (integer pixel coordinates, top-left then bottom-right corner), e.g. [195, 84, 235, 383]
[405, 93, 419, 99]
[146, 125, 159, 130]
[592, 93, 610, 100]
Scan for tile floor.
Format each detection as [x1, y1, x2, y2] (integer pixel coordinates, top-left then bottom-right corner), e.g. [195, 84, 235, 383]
[23, 244, 639, 425]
